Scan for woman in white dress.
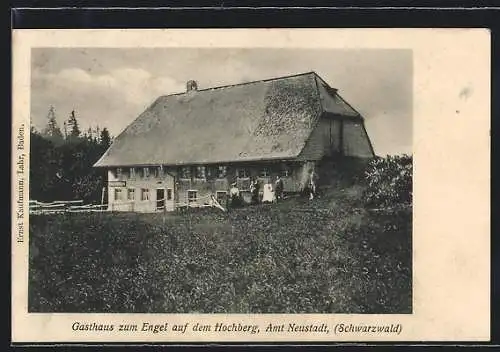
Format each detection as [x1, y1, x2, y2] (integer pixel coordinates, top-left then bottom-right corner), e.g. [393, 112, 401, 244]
[262, 182, 275, 203]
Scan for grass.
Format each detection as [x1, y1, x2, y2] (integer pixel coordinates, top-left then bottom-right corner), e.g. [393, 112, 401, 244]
[28, 184, 412, 314]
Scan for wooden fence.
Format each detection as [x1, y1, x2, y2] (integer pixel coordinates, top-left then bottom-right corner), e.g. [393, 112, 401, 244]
[29, 194, 226, 215]
[29, 200, 108, 215]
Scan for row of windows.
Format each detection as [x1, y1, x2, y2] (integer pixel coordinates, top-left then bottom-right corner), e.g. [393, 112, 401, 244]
[235, 167, 289, 178]
[179, 166, 228, 179]
[113, 188, 240, 205]
[114, 188, 173, 201]
[114, 167, 158, 179]
[114, 188, 219, 204]
[113, 165, 291, 180]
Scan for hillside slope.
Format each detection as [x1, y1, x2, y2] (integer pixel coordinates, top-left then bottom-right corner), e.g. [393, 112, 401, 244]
[29, 182, 412, 314]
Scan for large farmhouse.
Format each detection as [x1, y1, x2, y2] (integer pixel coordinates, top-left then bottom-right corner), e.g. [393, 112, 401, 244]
[93, 71, 375, 212]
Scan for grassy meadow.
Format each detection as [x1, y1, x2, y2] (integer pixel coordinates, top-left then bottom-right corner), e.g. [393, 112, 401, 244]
[28, 184, 412, 314]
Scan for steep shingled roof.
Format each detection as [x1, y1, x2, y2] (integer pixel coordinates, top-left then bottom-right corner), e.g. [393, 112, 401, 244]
[94, 72, 360, 167]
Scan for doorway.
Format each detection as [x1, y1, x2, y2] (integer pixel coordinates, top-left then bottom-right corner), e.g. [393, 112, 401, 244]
[156, 189, 165, 210]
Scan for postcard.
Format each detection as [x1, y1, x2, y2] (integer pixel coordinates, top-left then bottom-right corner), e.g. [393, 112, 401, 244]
[11, 28, 490, 343]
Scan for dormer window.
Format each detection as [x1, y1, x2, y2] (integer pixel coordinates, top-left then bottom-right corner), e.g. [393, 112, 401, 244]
[116, 168, 123, 179]
[143, 167, 150, 178]
[130, 167, 136, 179]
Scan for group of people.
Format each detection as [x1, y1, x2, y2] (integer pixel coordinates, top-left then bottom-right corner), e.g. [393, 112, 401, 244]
[254, 175, 285, 203]
[228, 175, 286, 208]
[226, 168, 319, 209]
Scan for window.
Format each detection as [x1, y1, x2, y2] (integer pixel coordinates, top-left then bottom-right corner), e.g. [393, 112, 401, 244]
[143, 167, 150, 178]
[237, 168, 250, 179]
[281, 165, 291, 177]
[205, 166, 214, 179]
[260, 167, 270, 177]
[195, 166, 206, 179]
[166, 188, 172, 201]
[217, 166, 227, 179]
[114, 188, 123, 201]
[216, 191, 227, 203]
[149, 166, 163, 178]
[116, 168, 123, 178]
[129, 167, 136, 179]
[180, 166, 191, 179]
[158, 166, 164, 178]
[127, 188, 135, 200]
[141, 188, 150, 201]
[122, 168, 130, 179]
[188, 190, 198, 203]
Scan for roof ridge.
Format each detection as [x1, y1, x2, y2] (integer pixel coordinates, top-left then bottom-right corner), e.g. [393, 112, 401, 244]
[158, 71, 318, 99]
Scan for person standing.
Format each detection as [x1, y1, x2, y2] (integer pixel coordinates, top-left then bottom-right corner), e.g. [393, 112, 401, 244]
[275, 175, 284, 202]
[250, 178, 260, 205]
[262, 182, 275, 203]
[229, 182, 241, 208]
[309, 168, 318, 200]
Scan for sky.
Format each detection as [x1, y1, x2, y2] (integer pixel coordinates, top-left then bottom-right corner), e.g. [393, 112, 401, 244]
[31, 48, 412, 156]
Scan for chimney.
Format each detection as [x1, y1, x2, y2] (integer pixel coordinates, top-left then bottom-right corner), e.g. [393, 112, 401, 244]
[186, 80, 198, 92]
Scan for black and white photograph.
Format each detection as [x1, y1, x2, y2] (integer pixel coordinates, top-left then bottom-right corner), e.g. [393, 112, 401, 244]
[27, 47, 413, 314]
[11, 27, 491, 343]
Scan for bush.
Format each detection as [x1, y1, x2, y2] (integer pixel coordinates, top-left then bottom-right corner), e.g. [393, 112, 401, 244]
[363, 154, 413, 208]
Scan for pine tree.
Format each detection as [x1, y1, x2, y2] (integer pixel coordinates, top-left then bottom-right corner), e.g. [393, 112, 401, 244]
[85, 127, 93, 141]
[95, 126, 101, 143]
[100, 127, 111, 150]
[67, 110, 81, 139]
[42, 106, 64, 144]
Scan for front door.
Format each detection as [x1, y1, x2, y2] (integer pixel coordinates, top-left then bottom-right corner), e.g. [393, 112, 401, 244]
[156, 189, 165, 211]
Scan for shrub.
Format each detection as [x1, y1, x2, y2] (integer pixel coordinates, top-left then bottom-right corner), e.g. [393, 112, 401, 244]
[364, 154, 413, 208]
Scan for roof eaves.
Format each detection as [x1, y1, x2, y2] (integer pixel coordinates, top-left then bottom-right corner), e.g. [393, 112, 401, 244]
[93, 148, 112, 168]
[92, 155, 303, 168]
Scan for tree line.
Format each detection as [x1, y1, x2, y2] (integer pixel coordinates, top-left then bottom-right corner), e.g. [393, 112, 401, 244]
[30, 106, 113, 203]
